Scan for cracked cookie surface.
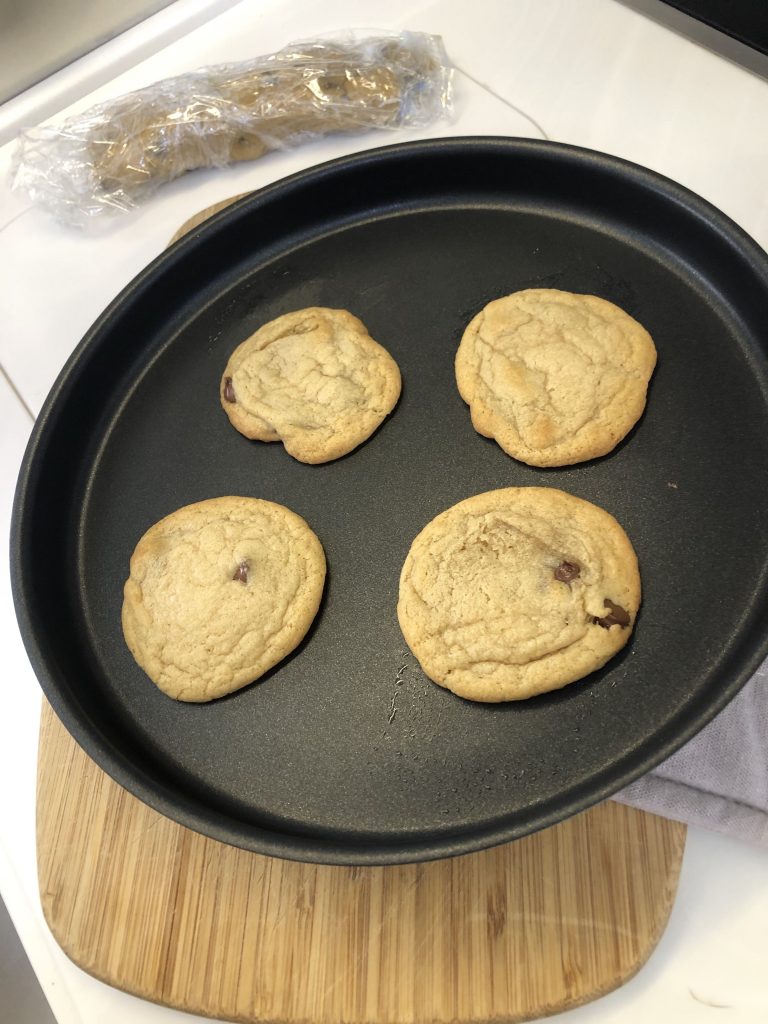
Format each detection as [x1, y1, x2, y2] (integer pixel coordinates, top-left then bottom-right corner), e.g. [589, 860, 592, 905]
[397, 487, 640, 702]
[221, 307, 401, 463]
[455, 289, 657, 466]
[122, 496, 326, 701]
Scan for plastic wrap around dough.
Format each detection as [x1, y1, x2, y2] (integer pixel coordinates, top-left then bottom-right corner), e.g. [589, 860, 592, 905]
[10, 32, 454, 226]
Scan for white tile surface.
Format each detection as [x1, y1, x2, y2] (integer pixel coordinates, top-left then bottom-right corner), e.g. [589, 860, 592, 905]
[408, 0, 768, 250]
[1, 0, 767, 1021]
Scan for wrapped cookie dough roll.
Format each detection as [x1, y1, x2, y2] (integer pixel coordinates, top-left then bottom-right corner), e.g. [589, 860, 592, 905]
[11, 32, 453, 225]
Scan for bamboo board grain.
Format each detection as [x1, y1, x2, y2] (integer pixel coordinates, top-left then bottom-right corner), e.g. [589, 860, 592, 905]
[36, 199, 687, 1023]
[38, 700, 685, 1024]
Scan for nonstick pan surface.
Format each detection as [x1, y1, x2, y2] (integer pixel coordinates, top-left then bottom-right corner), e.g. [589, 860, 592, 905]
[12, 139, 768, 864]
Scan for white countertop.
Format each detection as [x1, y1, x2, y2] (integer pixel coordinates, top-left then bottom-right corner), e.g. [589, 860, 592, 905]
[1, 1, 767, 1021]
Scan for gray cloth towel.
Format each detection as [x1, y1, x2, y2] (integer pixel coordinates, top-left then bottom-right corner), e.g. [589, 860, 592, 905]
[614, 657, 768, 845]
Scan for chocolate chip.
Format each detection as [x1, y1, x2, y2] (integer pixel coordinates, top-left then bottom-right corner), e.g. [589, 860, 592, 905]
[223, 376, 236, 403]
[233, 560, 249, 584]
[592, 599, 630, 628]
[554, 560, 581, 584]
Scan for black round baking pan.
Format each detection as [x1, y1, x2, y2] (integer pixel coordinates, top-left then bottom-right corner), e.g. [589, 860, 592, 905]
[11, 138, 768, 864]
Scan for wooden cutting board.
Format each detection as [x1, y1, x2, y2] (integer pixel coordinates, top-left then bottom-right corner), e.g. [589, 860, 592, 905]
[36, 201, 687, 1023]
[38, 701, 686, 1023]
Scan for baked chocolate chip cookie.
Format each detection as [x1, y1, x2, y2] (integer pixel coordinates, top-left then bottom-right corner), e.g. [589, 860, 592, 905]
[221, 307, 401, 463]
[455, 288, 657, 466]
[122, 496, 326, 701]
[397, 487, 640, 702]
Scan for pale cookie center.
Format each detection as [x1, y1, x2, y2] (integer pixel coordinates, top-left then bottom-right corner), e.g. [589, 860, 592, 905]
[412, 518, 591, 668]
[138, 521, 303, 667]
[477, 307, 630, 449]
[233, 332, 372, 433]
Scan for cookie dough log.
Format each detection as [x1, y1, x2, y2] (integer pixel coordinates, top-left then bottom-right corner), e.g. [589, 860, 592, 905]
[221, 308, 402, 463]
[122, 497, 326, 701]
[88, 36, 449, 197]
[456, 289, 657, 466]
[397, 487, 640, 702]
